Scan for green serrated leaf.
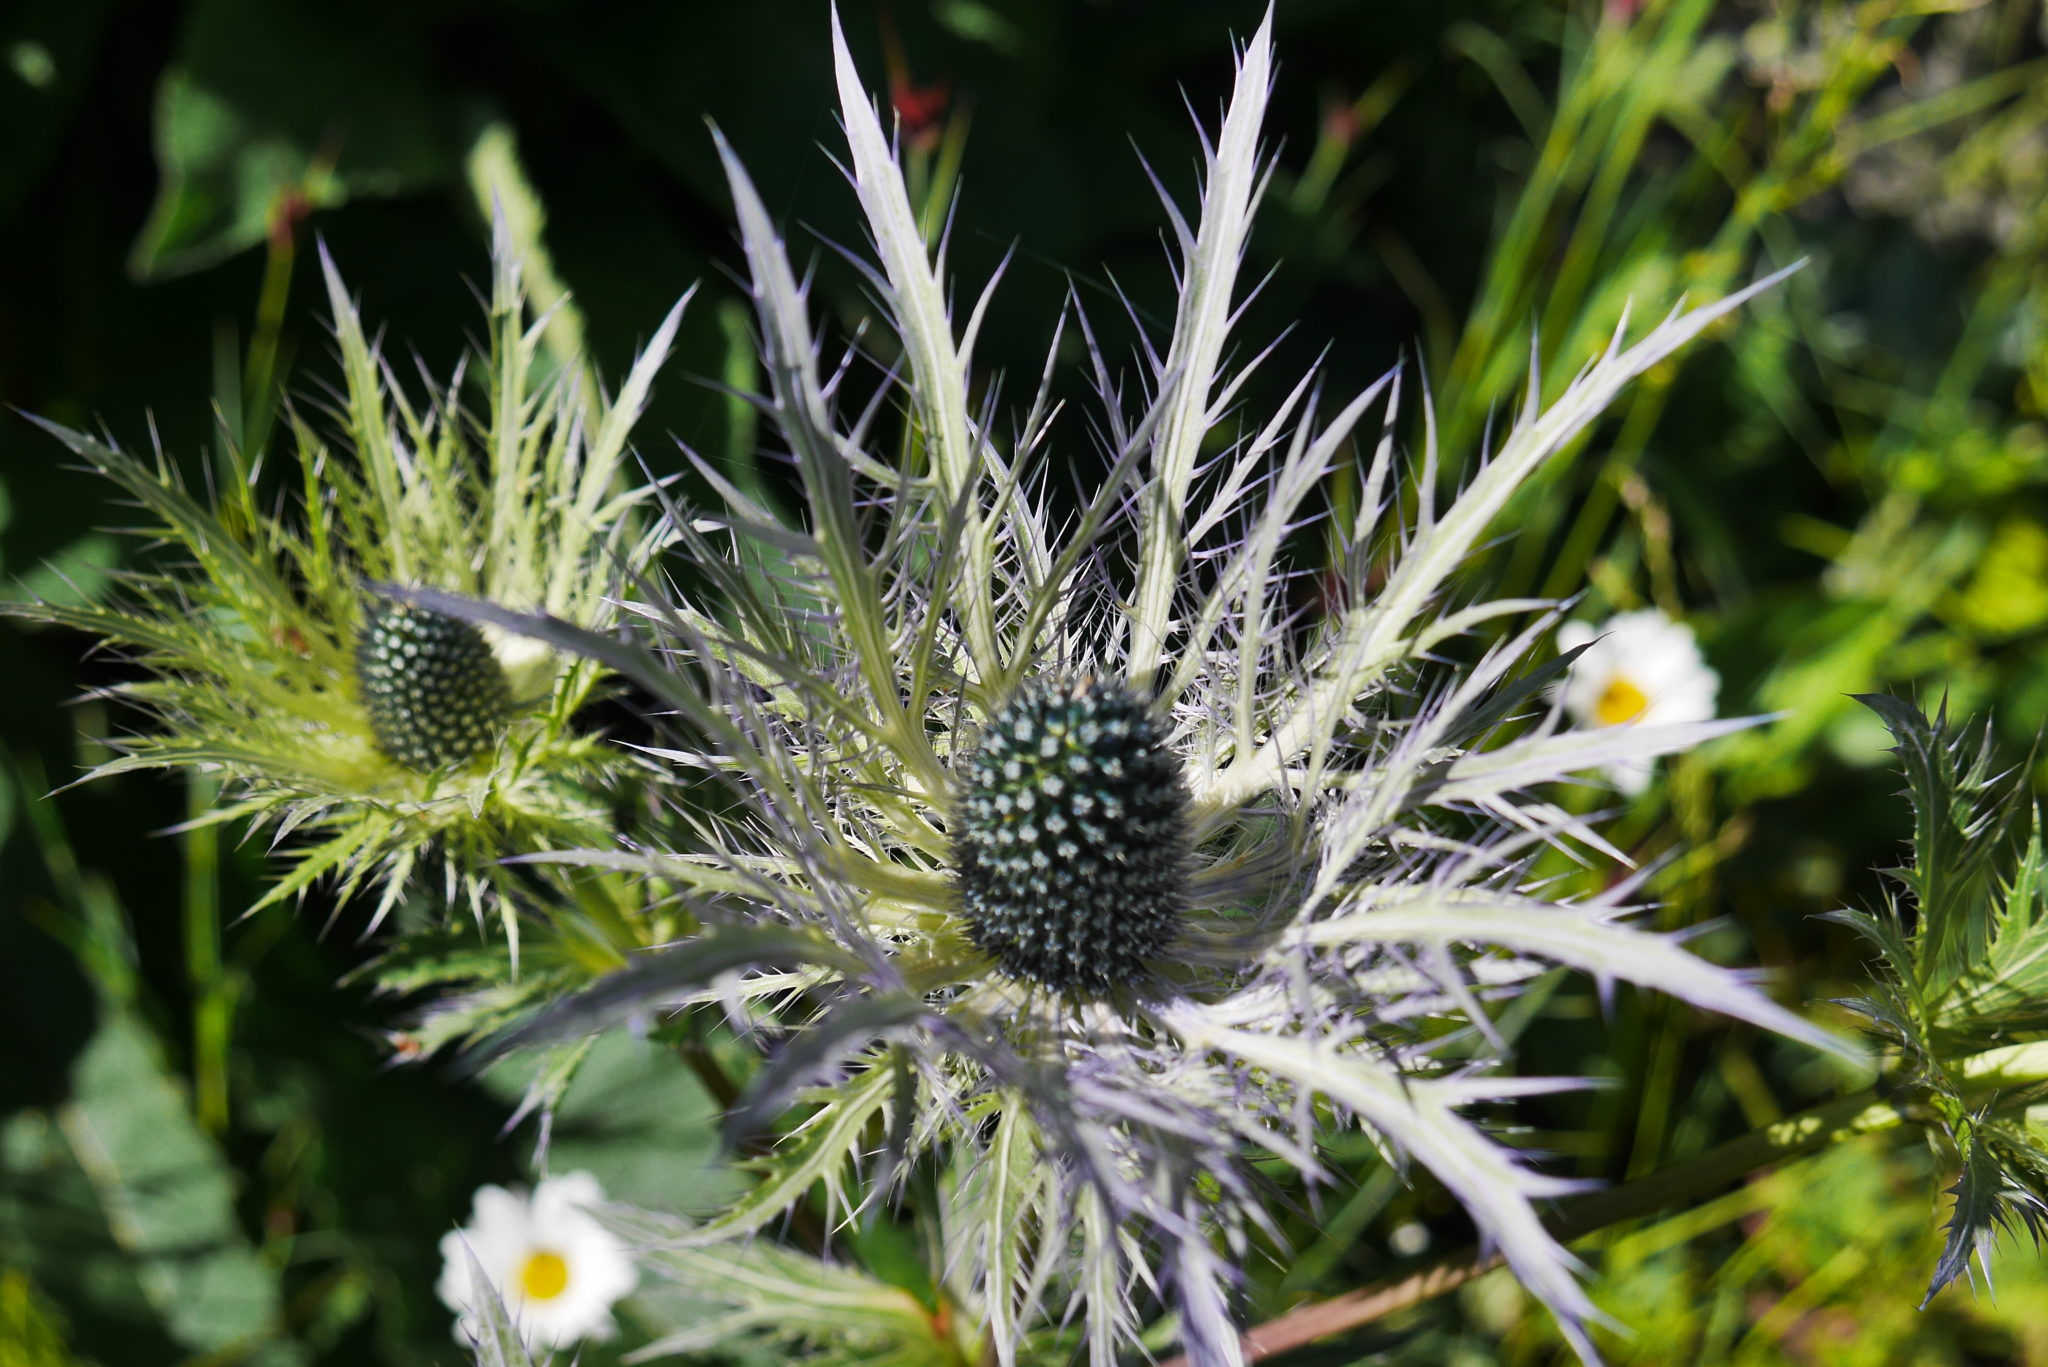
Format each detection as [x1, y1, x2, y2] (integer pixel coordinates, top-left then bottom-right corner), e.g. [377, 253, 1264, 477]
[1948, 812, 2048, 1033]
[467, 926, 865, 1067]
[608, 1203, 940, 1358]
[1922, 1113, 2048, 1306]
[1855, 693, 2022, 1002]
[405, 971, 578, 1060]
[685, 1065, 896, 1247]
[971, 1102, 1047, 1361]
[729, 992, 932, 1138]
[1820, 902, 1919, 994]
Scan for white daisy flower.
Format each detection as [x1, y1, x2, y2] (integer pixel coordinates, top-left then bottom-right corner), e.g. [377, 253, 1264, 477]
[437, 1170, 638, 1349]
[1558, 608, 1721, 793]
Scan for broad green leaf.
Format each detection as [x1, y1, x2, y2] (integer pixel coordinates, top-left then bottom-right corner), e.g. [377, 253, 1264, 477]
[519, 1031, 740, 1220]
[0, 1107, 156, 1348]
[57, 1010, 292, 1356]
[131, 0, 463, 277]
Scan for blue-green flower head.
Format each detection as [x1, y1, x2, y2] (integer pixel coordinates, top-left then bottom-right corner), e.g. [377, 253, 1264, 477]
[956, 679, 1191, 993]
[355, 600, 516, 773]
[437, 9, 1850, 1366]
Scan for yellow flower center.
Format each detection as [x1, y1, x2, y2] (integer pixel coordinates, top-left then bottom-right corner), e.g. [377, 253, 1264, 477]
[519, 1249, 571, 1301]
[1594, 676, 1650, 726]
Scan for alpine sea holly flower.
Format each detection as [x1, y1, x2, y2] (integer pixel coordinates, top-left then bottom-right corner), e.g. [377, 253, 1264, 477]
[419, 9, 1849, 1364]
[1558, 608, 1721, 794]
[438, 1170, 639, 1348]
[4, 219, 688, 939]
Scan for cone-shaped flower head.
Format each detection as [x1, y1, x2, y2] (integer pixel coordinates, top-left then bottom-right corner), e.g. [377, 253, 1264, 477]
[6, 224, 690, 931]
[427, 10, 1849, 1365]
[357, 601, 517, 772]
[957, 680, 1191, 991]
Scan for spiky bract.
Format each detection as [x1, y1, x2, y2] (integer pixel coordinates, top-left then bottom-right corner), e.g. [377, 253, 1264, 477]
[956, 680, 1190, 992]
[5, 223, 690, 932]
[422, 11, 1851, 1367]
[357, 601, 515, 771]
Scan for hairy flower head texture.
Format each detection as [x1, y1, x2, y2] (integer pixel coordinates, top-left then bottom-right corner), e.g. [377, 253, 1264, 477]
[5, 225, 689, 935]
[422, 10, 1850, 1365]
[1558, 608, 1721, 794]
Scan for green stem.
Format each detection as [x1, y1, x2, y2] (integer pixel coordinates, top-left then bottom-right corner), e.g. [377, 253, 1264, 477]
[242, 194, 300, 459]
[676, 1027, 833, 1256]
[1181, 1041, 2048, 1365]
[184, 772, 231, 1134]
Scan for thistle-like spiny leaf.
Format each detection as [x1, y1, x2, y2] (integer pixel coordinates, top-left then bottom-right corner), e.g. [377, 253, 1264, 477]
[1857, 693, 2024, 1000]
[1923, 1113, 2048, 1306]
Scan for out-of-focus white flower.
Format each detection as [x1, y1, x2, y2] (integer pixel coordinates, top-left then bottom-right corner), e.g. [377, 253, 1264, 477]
[437, 1170, 638, 1349]
[1389, 1221, 1432, 1257]
[1558, 609, 1720, 793]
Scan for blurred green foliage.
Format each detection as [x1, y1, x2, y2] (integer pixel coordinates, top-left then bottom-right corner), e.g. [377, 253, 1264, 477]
[1427, 1135, 2048, 1366]
[6, 0, 2048, 1362]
